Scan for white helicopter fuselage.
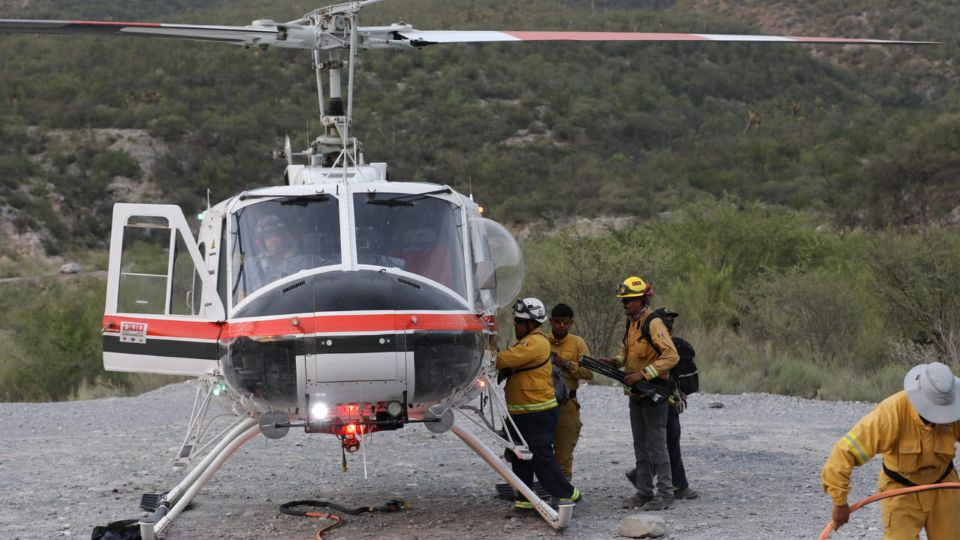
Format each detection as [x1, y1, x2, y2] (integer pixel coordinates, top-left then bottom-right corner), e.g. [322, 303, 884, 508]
[101, 162, 522, 439]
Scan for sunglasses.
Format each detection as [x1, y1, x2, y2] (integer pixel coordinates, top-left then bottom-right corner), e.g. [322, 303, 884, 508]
[621, 297, 638, 305]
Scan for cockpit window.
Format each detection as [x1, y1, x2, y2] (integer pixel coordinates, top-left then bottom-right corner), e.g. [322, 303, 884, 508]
[354, 192, 467, 298]
[231, 196, 341, 302]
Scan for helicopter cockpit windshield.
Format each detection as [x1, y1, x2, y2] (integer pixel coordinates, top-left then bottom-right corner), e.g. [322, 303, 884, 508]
[231, 196, 341, 302]
[355, 192, 467, 298]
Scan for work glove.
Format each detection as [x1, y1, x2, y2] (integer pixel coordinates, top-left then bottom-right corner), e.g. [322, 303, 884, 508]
[669, 389, 686, 414]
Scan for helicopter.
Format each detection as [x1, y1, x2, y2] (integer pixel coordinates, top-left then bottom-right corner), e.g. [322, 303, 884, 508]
[0, 1, 933, 537]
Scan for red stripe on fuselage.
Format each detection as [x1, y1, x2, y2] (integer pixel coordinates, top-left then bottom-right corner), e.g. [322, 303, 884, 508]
[224, 312, 486, 339]
[102, 315, 222, 340]
[103, 313, 486, 341]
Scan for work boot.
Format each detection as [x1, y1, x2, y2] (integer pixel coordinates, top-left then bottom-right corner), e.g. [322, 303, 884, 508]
[640, 494, 674, 512]
[513, 499, 535, 513]
[673, 486, 699, 500]
[621, 492, 653, 509]
[625, 468, 637, 486]
[558, 487, 582, 505]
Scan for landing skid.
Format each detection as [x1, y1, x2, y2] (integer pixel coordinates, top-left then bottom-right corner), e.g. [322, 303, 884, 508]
[139, 416, 261, 539]
[133, 375, 571, 537]
[451, 373, 574, 529]
[451, 425, 574, 530]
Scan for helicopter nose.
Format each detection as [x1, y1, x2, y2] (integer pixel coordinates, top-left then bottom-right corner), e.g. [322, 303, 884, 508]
[223, 269, 484, 408]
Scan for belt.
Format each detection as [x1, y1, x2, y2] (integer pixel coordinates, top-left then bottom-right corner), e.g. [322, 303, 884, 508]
[882, 461, 955, 487]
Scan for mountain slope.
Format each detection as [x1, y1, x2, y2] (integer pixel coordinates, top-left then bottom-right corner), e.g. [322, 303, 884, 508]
[0, 0, 953, 263]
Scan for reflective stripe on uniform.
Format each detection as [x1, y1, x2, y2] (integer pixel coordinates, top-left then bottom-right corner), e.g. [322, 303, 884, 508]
[508, 398, 558, 413]
[843, 432, 870, 465]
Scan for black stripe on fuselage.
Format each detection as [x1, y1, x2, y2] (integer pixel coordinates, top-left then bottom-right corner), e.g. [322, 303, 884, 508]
[102, 335, 219, 360]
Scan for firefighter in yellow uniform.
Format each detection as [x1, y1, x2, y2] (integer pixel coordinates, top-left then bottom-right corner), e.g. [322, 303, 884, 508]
[601, 276, 679, 511]
[496, 297, 581, 511]
[822, 362, 960, 539]
[547, 303, 593, 479]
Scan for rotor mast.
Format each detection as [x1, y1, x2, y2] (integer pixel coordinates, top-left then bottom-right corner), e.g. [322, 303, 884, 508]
[295, 1, 384, 169]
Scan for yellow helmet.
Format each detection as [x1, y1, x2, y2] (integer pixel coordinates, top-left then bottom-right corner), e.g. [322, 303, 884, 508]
[616, 276, 654, 298]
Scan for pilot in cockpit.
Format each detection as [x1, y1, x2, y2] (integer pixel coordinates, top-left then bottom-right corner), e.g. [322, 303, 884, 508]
[249, 215, 312, 288]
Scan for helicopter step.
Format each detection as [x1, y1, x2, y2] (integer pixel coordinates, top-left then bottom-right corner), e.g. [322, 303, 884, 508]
[495, 481, 551, 501]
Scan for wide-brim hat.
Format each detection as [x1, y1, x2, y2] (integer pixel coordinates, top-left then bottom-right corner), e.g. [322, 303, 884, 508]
[903, 362, 960, 424]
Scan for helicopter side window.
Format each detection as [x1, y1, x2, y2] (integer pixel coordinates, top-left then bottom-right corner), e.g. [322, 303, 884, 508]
[116, 216, 206, 316]
[231, 197, 341, 302]
[354, 193, 467, 298]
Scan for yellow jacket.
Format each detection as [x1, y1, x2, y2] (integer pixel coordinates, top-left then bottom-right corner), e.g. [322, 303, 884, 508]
[496, 329, 556, 414]
[616, 309, 678, 394]
[548, 331, 593, 392]
[822, 391, 960, 506]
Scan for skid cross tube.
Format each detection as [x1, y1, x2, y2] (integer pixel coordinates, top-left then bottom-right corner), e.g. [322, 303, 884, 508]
[138, 416, 260, 539]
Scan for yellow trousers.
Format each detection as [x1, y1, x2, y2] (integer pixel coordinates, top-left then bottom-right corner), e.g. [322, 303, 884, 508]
[554, 398, 582, 479]
[881, 472, 960, 539]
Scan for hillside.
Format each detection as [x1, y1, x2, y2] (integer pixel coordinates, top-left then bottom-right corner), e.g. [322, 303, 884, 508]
[0, 0, 956, 267]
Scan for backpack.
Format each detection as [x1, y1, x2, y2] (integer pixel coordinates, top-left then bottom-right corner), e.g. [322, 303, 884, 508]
[635, 308, 700, 395]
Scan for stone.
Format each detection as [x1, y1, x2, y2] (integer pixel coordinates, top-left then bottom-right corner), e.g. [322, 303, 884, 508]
[59, 262, 82, 274]
[618, 514, 667, 538]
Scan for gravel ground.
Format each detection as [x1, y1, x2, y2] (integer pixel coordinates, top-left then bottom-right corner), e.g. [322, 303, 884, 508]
[1, 381, 888, 539]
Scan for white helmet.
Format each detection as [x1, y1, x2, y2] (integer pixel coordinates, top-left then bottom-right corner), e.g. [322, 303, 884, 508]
[513, 297, 547, 323]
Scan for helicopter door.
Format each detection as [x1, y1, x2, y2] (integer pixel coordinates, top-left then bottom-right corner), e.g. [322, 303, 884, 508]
[102, 204, 226, 376]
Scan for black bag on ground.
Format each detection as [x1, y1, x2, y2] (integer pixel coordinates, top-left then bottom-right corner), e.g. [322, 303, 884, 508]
[91, 518, 142, 540]
[637, 307, 700, 395]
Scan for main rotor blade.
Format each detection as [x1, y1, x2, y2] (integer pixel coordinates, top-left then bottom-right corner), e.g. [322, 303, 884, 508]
[396, 30, 937, 46]
[0, 19, 315, 49]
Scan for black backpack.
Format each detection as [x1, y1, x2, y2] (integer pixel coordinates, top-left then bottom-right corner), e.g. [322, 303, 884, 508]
[635, 308, 700, 395]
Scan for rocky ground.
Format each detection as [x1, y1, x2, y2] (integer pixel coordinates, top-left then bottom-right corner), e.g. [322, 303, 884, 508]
[0, 382, 887, 539]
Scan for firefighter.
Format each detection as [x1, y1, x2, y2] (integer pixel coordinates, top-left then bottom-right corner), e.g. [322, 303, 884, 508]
[547, 303, 593, 479]
[600, 276, 678, 511]
[497, 297, 581, 510]
[822, 362, 960, 539]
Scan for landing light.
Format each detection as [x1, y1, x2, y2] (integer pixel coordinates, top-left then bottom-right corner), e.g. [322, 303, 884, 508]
[386, 401, 403, 417]
[310, 402, 329, 420]
[212, 383, 227, 396]
[196, 212, 205, 221]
